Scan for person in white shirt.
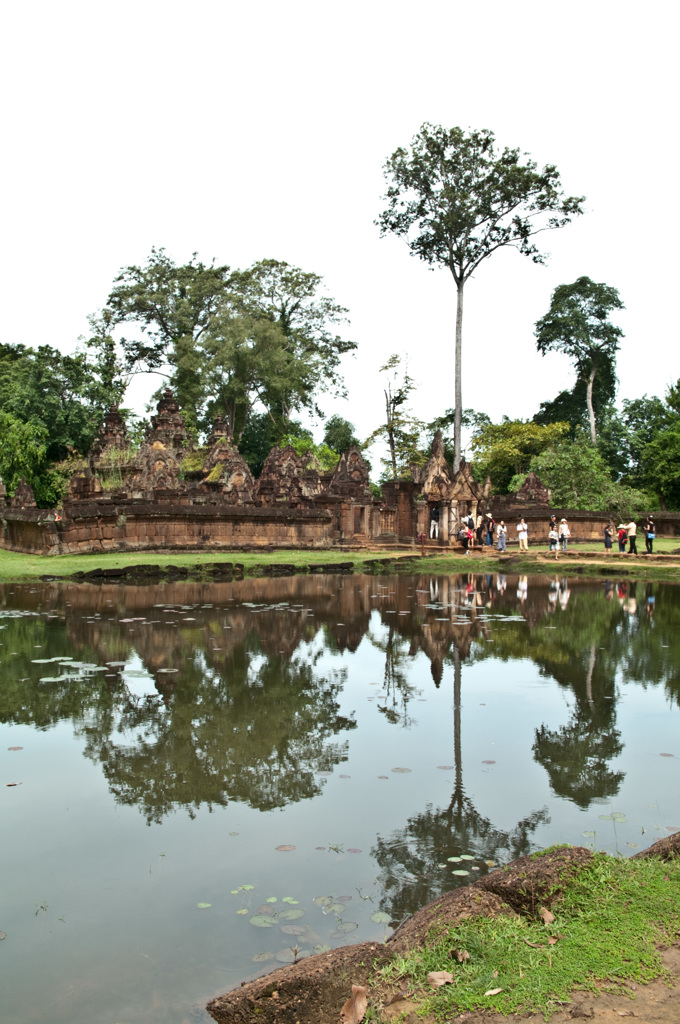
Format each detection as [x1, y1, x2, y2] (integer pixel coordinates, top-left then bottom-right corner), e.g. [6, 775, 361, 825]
[517, 518, 528, 550]
[625, 519, 638, 555]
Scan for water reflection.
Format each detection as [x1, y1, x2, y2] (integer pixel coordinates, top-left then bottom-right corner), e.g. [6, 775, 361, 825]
[2, 572, 679, 1024]
[1, 573, 678, 828]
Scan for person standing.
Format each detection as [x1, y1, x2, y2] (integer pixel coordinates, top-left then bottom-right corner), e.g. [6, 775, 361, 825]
[643, 515, 655, 554]
[617, 524, 627, 553]
[558, 518, 571, 552]
[430, 506, 440, 539]
[496, 520, 507, 552]
[604, 523, 613, 555]
[517, 517, 529, 551]
[548, 525, 559, 559]
[475, 514, 484, 547]
[485, 513, 495, 545]
[626, 518, 638, 555]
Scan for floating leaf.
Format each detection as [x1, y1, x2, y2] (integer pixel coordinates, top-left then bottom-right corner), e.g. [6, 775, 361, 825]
[313, 943, 331, 954]
[314, 896, 333, 907]
[276, 947, 307, 963]
[484, 860, 496, 867]
[256, 905, 276, 915]
[334, 921, 358, 934]
[340, 984, 367, 1023]
[582, 830, 596, 838]
[328, 903, 346, 915]
[370, 911, 391, 925]
[598, 814, 614, 820]
[447, 856, 462, 863]
[481, 760, 496, 764]
[196, 903, 212, 909]
[241, 885, 254, 891]
[252, 951, 276, 962]
[266, 897, 278, 903]
[7, 746, 23, 751]
[236, 908, 248, 915]
[278, 908, 305, 921]
[666, 826, 680, 833]
[659, 752, 675, 757]
[249, 916, 275, 928]
[625, 842, 639, 848]
[428, 971, 453, 988]
[611, 813, 627, 823]
[276, 845, 296, 851]
[437, 765, 454, 770]
[459, 855, 475, 861]
[451, 869, 470, 876]
[281, 924, 307, 935]
[230, 889, 239, 895]
[347, 848, 362, 854]
[377, 776, 389, 780]
[282, 897, 299, 904]
[391, 767, 411, 773]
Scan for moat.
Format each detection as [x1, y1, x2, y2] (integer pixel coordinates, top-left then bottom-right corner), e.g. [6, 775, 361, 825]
[1, 572, 679, 1024]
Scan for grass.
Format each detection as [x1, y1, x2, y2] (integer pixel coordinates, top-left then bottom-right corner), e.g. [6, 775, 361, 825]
[0, 539, 679, 582]
[373, 852, 680, 1020]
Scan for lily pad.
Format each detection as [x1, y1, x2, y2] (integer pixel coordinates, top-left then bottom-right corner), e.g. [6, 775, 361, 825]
[391, 767, 412, 773]
[313, 944, 331, 954]
[276, 947, 311, 963]
[256, 905, 276, 915]
[451, 869, 470, 876]
[459, 855, 475, 861]
[276, 845, 296, 851]
[265, 897, 278, 903]
[249, 915, 275, 928]
[582, 830, 596, 838]
[370, 911, 391, 925]
[327, 903, 346, 915]
[437, 765, 454, 770]
[282, 897, 299, 904]
[313, 896, 333, 907]
[333, 921, 358, 934]
[236, 908, 248, 915]
[447, 857, 462, 863]
[611, 813, 627, 823]
[196, 903, 212, 909]
[241, 885, 254, 891]
[281, 924, 307, 935]
[252, 951, 276, 962]
[598, 814, 614, 820]
[278, 908, 305, 921]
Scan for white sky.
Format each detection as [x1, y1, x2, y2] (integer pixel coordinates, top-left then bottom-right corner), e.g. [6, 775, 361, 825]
[1, 0, 678, 457]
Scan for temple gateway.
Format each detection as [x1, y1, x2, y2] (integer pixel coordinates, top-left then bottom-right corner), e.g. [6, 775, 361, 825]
[0, 392, 500, 556]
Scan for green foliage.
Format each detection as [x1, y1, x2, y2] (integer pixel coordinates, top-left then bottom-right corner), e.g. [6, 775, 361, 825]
[322, 415, 360, 453]
[378, 123, 584, 468]
[277, 433, 340, 473]
[376, 853, 680, 1020]
[0, 342, 120, 461]
[179, 450, 207, 475]
[103, 250, 356, 438]
[0, 411, 48, 495]
[364, 355, 426, 480]
[534, 359, 618, 436]
[529, 433, 655, 518]
[470, 419, 570, 493]
[535, 277, 624, 443]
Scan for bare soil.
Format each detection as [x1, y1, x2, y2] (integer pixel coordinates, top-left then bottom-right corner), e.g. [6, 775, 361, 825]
[206, 837, 680, 1024]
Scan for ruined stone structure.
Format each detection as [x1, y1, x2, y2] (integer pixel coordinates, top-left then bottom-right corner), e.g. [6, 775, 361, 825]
[1, 397, 674, 556]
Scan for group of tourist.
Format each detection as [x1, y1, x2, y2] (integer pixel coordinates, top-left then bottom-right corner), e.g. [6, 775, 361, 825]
[431, 506, 659, 556]
[605, 515, 655, 555]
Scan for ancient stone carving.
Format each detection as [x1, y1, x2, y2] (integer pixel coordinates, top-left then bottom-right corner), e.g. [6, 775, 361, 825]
[254, 445, 322, 506]
[9, 477, 36, 509]
[327, 446, 371, 498]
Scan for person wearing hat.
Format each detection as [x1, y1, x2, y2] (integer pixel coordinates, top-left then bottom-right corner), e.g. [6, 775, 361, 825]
[616, 523, 627, 553]
[558, 518, 571, 552]
[643, 515, 655, 554]
[517, 517, 528, 550]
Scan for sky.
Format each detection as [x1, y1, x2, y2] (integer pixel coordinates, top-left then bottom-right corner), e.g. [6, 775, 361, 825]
[1, 0, 678, 459]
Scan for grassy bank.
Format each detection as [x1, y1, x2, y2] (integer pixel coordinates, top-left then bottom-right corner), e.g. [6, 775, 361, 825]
[371, 849, 680, 1021]
[0, 543, 679, 582]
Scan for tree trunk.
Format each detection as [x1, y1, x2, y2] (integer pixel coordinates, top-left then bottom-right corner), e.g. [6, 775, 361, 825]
[453, 279, 464, 473]
[385, 389, 397, 479]
[586, 364, 597, 444]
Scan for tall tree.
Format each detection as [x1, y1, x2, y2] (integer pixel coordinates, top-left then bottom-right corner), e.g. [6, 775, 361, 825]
[377, 124, 584, 471]
[469, 417, 570, 492]
[534, 276, 624, 444]
[364, 355, 425, 480]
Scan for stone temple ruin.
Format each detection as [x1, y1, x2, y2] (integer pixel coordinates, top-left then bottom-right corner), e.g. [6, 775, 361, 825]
[0, 390, 504, 555]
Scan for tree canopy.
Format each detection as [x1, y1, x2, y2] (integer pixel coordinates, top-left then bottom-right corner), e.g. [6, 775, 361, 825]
[378, 123, 584, 470]
[535, 276, 624, 443]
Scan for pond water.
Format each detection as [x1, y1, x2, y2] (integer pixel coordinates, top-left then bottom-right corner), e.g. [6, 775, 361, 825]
[1, 571, 679, 1024]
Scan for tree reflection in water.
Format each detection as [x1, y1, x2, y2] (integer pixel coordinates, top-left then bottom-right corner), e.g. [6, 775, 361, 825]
[0, 573, 677, 842]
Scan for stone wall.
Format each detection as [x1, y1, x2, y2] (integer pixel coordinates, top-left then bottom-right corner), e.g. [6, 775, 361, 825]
[1, 502, 337, 556]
